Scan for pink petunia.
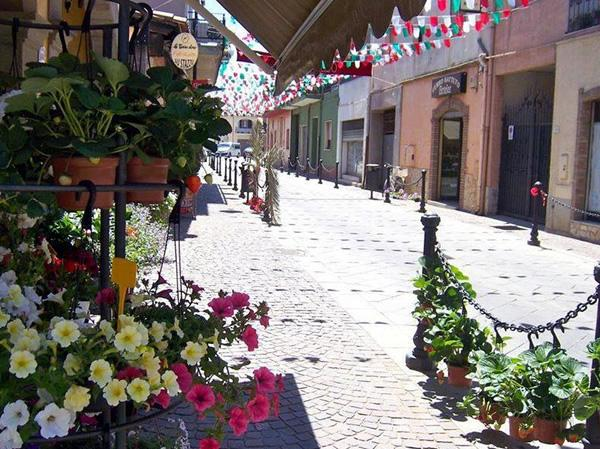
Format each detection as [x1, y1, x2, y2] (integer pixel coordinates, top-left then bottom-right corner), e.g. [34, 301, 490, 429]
[208, 297, 234, 319]
[259, 315, 270, 328]
[199, 437, 220, 449]
[275, 374, 285, 392]
[186, 384, 216, 414]
[272, 393, 280, 417]
[228, 407, 249, 436]
[152, 390, 170, 409]
[171, 363, 193, 393]
[241, 326, 259, 352]
[79, 414, 98, 426]
[253, 367, 276, 393]
[229, 292, 250, 310]
[247, 394, 270, 422]
[95, 288, 116, 306]
[116, 366, 145, 381]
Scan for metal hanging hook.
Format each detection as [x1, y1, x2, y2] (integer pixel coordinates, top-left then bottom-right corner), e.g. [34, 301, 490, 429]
[550, 325, 564, 348]
[527, 331, 539, 350]
[494, 325, 504, 346]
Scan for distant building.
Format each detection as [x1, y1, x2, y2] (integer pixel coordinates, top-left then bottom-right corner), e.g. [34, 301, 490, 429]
[264, 109, 292, 165]
[222, 116, 262, 150]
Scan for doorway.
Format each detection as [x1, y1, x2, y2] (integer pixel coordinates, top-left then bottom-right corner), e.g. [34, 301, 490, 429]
[291, 114, 299, 160]
[439, 117, 463, 202]
[587, 101, 600, 217]
[311, 117, 319, 164]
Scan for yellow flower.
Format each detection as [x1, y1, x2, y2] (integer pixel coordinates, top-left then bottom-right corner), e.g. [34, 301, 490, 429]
[170, 318, 184, 339]
[149, 322, 165, 342]
[99, 320, 115, 341]
[140, 351, 160, 377]
[180, 341, 207, 366]
[103, 379, 127, 406]
[118, 315, 135, 329]
[155, 340, 168, 352]
[89, 359, 112, 387]
[114, 326, 142, 353]
[0, 310, 9, 328]
[136, 324, 149, 347]
[7, 320, 25, 344]
[63, 385, 90, 412]
[162, 370, 180, 397]
[51, 320, 80, 348]
[9, 350, 37, 378]
[63, 354, 82, 376]
[129, 294, 146, 308]
[126, 379, 150, 403]
[7, 285, 24, 305]
[13, 328, 41, 352]
[147, 371, 162, 395]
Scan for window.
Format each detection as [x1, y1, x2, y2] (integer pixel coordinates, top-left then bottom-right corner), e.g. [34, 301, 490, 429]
[238, 119, 253, 130]
[568, 0, 600, 33]
[324, 120, 333, 149]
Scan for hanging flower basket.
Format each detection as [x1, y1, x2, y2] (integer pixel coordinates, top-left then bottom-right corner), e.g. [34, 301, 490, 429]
[126, 157, 170, 204]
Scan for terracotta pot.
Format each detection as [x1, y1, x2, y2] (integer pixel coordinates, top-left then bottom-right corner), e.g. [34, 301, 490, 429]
[509, 416, 535, 442]
[447, 364, 471, 388]
[478, 403, 506, 426]
[534, 417, 566, 444]
[126, 157, 170, 204]
[52, 157, 119, 211]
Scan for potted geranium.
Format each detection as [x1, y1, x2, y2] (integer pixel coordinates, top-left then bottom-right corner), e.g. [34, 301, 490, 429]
[4, 53, 143, 211]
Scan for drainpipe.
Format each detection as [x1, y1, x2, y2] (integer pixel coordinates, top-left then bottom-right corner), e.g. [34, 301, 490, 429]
[479, 29, 496, 216]
[363, 75, 375, 188]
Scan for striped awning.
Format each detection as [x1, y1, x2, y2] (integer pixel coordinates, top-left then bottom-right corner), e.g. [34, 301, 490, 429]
[216, 0, 426, 93]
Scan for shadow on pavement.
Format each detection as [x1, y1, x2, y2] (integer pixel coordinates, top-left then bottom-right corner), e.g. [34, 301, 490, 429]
[464, 428, 538, 449]
[196, 184, 227, 216]
[418, 374, 469, 422]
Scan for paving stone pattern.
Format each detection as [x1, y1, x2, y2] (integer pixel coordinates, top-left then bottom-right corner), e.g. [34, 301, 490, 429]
[154, 172, 600, 449]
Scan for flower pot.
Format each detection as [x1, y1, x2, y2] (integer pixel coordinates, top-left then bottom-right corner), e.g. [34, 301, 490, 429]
[126, 157, 170, 204]
[479, 403, 506, 426]
[534, 417, 566, 444]
[52, 157, 119, 211]
[447, 365, 471, 388]
[509, 416, 534, 442]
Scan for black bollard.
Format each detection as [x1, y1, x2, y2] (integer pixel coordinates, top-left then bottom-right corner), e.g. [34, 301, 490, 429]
[306, 157, 310, 181]
[584, 263, 600, 449]
[318, 159, 323, 184]
[528, 181, 543, 247]
[295, 157, 300, 178]
[224, 158, 229, 183]
[334, 161, 339, 189]
[287, 157, 291, 176]
[233, 160, 238, 191]
[384, 164, 392, 204]
[419, 169, 427, 213]
[228, 158, 233, 186]
[405, 213, 440, 372]
[239, 165, 246, 199]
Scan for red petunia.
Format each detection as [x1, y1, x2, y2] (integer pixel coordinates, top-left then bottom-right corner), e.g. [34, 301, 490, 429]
[228, 407, 249, 436]
[229, 292, 250, 310]
[152, 390, 170, 409]
[241, 326, 259, 352]
[259, 315, 270, 328]
[116, 366, 145, 381]
[199, 438, 220, 449]
[95, 288, 116, 306]
[254, 367, 276, 393]
[247, 394, 270, 423]
[171, 363, 193, 393]
[186, 384, 216, 414]
[208, 297, 234, 319]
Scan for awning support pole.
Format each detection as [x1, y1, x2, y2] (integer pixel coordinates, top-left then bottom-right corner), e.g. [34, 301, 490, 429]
[185, 0, 274, 75]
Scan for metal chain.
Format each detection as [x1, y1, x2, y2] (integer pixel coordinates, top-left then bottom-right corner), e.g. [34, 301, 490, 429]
[399, 174, 423, 188]
[434, 245, 600, 335]
[546, 194, 600, 219]
[321, 163, 337, 175]
[307, 160, 319, 171]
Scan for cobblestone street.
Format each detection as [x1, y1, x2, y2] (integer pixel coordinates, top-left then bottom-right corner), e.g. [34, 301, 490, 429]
[160, 171, 600, 449]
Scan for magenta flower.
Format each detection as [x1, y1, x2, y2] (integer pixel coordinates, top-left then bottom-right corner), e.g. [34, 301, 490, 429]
[208, 297, 234, 319]
[152, 390, 170, 409]
[254, 367, 276, 393]
[116, 366, 145, 381]
[95, 288, 116, 306]
[241, 325, 259, 352]
[186, 384, 216, 414]
[230, 292, 250, 310]
[247, 394, 270, 422]
[275, 374, 285, 392]
[259, 315, 270, 328]
[200, 438, 220, 449]
[272, 393, 280, 417]
[228, 407, 249, 436]
[171, 363, 193, 393]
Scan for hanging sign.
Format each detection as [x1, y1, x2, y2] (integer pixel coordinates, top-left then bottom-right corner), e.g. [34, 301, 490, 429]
[171, 33, 198, 70]
[431, 72, 467, 97]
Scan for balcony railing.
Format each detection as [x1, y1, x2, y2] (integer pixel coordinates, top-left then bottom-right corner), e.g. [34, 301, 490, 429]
[568, 0, 600, 33]
[236, 127, 253, 134]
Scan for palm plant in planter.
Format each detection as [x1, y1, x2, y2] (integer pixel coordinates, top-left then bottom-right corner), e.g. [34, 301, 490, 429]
[4, 53, 141, 210]
[123, 67, 231, 203]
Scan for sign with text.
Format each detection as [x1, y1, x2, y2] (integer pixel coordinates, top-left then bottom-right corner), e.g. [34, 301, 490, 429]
[431, 72, 467, 98]
[171, 33, 198, 71]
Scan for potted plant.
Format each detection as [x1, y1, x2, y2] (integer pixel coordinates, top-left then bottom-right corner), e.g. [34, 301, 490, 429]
[520, 343, 588, 444]
[4, 53, 141, 210]
[123, 67, 231, 204]
[573, 338, 600, 441]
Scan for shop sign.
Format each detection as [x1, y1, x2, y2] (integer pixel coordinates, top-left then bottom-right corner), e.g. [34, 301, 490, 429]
[171, 33, 198, 71]
[431, 72, 467, 98]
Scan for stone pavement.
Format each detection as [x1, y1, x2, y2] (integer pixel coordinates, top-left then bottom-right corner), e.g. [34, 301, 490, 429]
[155, 170, 600, 449]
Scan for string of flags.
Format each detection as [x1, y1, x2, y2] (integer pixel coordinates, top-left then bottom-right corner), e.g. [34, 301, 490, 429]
[216, 0, 532, 116]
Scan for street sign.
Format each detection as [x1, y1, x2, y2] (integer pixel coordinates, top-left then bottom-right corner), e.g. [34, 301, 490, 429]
[171, 32, 199, 71]
[431, 72, 467, 98]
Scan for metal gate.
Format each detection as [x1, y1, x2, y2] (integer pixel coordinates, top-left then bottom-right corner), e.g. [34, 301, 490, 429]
[498, 90, 553, 221]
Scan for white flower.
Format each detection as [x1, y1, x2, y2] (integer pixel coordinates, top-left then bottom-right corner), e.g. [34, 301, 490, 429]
[51, 320, 80, 347]
[114, 326, 142, 353]
[89, 360, 112, 387]
[149, 321, 165, 342]
[118, 315, 136, 329]
[6, 285, 24, 307]
[0, 271, 16, 286]
[13, 328, 41, 352]
[0, 247, 10, 259]
[0, 401, 29, 429]
[180, 341, 207, 366]
[6, 320, 24, 344]
[63, 385, 90, 413]
[162, 370, 181, 397]
[127, 379, 150, 403]
[34, 403, 71, 439]
[129, 294, 146, 308]
[16, 243, 29, 254]
[0, 428, 23, 449]
[103, 380, 127, 407]
[63, 354, 82, 376]
[9, 351, 37, 379]
[39, 239, 52, 263]
[99, 320, 115, 341]
[16, 214, 37, 230]
[22, 287, 41, 305]
[137, 323, 149, 347]
[0, 310, 9, 328]
[170, 318, 184, 338]
[139, 350, 160, 376]
[44, 290, 65, 305]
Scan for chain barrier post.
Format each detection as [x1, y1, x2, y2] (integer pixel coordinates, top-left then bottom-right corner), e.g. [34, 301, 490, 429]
[295, 157, 300, 178]
[384, 164, 392, 204]
[335, 161, 339, 189]
[528, 181, 543, 247]
[419, 169, 427, 213]
[218, 155, 222, 176]
[228, 158, 233, 186]
[318, 159, 323, 184]
[223, 158, 228, 183]
[306, 157, 310, 181]
[584, 263, 600, 449]
[406, 213, 440, 372]
[233, 160, 238, 191]
[239, 164, 246, 199]
[287, 157, 291, 175]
